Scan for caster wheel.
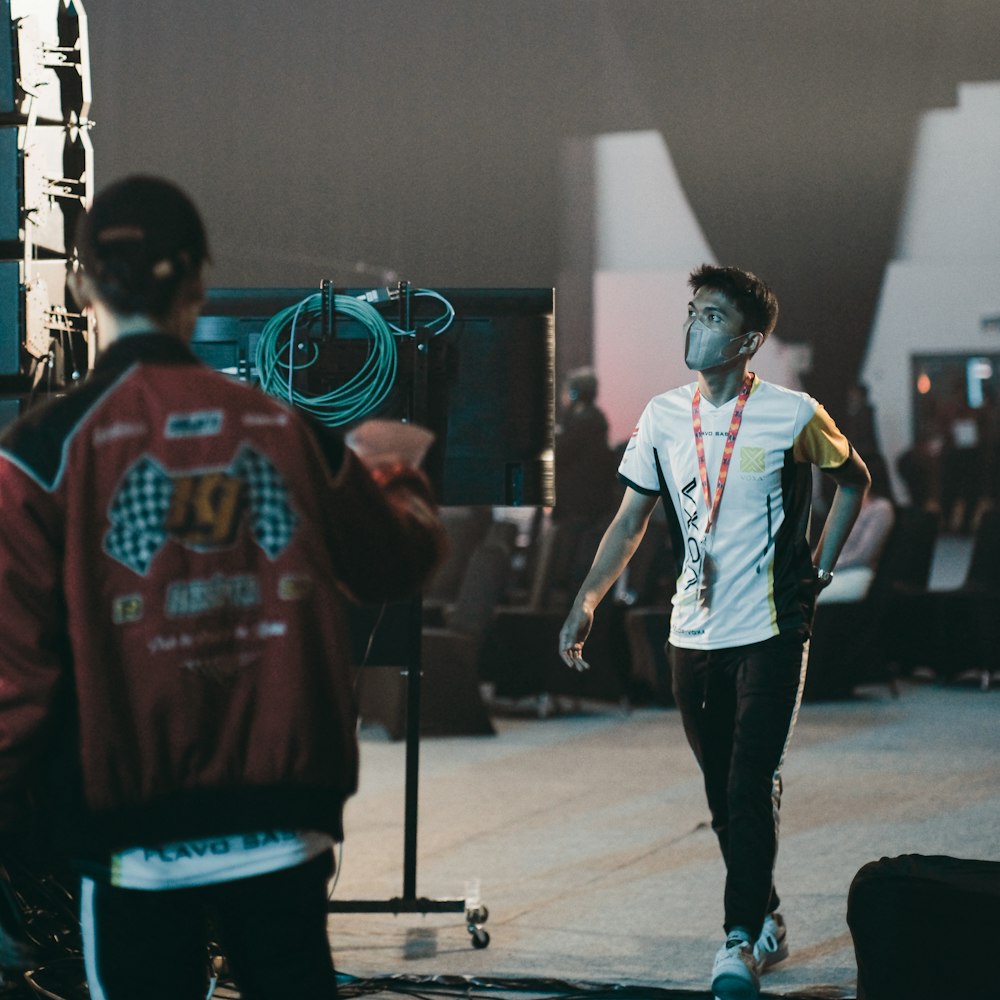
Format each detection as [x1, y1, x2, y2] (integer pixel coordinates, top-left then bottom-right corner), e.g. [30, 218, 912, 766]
[471, 928, 490, 949]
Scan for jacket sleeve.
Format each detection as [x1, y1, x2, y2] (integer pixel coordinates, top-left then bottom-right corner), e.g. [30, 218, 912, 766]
[305, 425, 447, 603]
[0, 458, 69, 833]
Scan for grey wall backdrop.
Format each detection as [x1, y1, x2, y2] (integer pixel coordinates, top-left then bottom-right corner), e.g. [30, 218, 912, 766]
[81, 0, 1000, 415]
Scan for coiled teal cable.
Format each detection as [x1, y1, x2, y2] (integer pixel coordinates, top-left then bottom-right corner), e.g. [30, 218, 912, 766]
[255, 292, 398, 426]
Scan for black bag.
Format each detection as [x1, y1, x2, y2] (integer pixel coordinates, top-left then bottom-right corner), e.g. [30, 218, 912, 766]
[848, 853, 1000, 1000]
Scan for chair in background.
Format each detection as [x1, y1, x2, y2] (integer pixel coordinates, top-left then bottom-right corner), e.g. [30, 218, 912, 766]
[422, 532, 520, 734]
[421, 506, 493, 627]
[622, 609, 672, 705]
[480, 511, 675, 712]
[437, 531, 516, 637]
[899, 507, 1000, 689]
[619, 514, 677, 706]
[805, 506, 938, 700]
[476, 512, 631, 711]
[357, 515, 510, 739]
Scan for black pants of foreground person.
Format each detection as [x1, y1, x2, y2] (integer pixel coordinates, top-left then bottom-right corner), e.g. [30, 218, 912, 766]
[670, 633, 807, 939]
[80, 851, 337, 1000]
[848, 854, 1000, 1000]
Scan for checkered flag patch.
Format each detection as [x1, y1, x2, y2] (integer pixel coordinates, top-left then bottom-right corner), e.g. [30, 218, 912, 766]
[233, 446, 299, 558]
[104, 456, 174, 575]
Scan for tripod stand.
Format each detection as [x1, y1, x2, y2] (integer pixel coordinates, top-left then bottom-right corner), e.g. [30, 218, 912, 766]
[325, 282, 489, 948]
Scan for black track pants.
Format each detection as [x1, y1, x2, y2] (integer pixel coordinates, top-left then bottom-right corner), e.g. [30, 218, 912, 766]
[81, 851, 338, 1000]
[670, 633, 807, 939]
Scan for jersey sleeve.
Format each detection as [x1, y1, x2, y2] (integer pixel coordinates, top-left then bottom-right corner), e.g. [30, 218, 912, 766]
[617, 400, 662, 496]
[792, 396, 852, 469]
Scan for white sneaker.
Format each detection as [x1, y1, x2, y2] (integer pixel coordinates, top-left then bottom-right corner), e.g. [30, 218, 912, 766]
[754, 911, 789, 970]
[711, 933, 760, 999]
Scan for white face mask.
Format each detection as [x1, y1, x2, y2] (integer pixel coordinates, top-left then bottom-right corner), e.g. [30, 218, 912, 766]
[684, 319, 749, 372]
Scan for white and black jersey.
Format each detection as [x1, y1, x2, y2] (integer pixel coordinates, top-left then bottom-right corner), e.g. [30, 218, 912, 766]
[619, 374, 852, 650]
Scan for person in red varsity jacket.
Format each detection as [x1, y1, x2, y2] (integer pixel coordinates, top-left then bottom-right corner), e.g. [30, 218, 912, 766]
[0, 176, 444, 998]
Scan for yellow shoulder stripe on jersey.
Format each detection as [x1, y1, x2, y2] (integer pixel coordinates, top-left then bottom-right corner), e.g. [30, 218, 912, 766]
[792, 404, 851, 469]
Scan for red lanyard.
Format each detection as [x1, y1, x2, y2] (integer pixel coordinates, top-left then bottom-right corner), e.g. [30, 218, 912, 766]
[691, 372, 754, 534]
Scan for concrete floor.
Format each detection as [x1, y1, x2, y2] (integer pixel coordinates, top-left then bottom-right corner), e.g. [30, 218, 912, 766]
[326, 675, 1000, 999]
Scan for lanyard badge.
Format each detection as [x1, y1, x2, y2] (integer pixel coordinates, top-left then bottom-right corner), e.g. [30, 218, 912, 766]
[691, 372, 753, 605]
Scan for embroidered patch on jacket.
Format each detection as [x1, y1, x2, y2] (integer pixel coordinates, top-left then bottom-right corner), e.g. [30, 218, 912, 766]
[278, 575, 313, 600]
[104, 446, 299, 575]
[740, 447, 766, 474]
[165, 573, 262, 618]
[242, 412, 288, 428]
[165, 410, 224, 438]
[94, 421, 148, 446]
[112, 594, 144, 624]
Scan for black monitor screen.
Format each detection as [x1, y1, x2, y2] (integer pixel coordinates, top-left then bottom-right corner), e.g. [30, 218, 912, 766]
[192, 286, 554, 506]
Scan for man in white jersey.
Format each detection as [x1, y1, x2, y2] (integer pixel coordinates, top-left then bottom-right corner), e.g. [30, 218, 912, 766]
[558, 265, 869, 1000]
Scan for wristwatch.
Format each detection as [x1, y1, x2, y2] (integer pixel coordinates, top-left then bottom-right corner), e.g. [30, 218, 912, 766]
[815, 567, 834, 587]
